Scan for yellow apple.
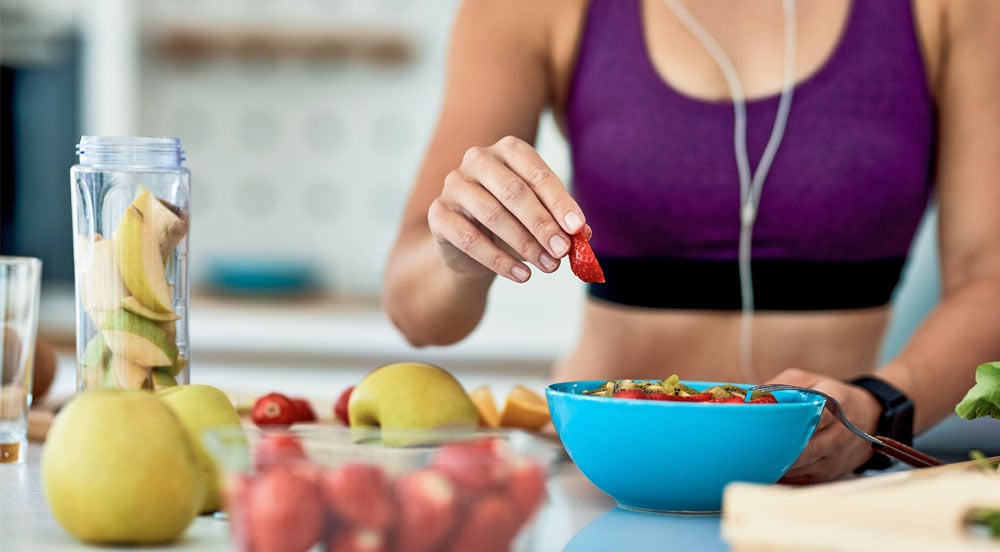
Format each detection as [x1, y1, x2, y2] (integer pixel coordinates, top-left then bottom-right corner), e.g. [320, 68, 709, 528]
[109, 354, 151, 390]
[122, 296, 180, 322]
[348, 361, 478, 446]
[113, 191, 175, 315]
[41, 390, 204, 544]
[76, 234, 128, 325]
[157, 384, 247, 513]
[145, 190, 188, 261]
[156, 320, 185, 377]
[101, 309, 177, 368]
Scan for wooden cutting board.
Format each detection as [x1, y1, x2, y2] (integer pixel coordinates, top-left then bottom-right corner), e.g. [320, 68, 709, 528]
[722, 458, 1000, 552]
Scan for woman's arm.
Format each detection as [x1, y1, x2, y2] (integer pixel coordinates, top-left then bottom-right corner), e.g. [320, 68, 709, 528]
[877, 0, 1000, 432]
[382, 0, 584, 347]
[776, 0, 1000, 483]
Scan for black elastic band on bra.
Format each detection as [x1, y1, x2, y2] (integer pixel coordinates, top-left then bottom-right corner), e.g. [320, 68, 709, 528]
[588, 257, 907, 311]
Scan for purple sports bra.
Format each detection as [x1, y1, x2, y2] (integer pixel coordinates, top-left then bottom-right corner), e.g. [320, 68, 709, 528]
[566, 0, 936, 310]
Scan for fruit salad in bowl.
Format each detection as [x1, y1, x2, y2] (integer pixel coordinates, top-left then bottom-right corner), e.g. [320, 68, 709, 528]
[546, 375, 825, 513]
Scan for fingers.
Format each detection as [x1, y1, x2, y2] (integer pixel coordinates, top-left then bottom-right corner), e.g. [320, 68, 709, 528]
[780, 428, 839, 484]
[815, 410, 836, 432]
[430, 136, 585, 281]
[429, 176, 536, 284]
[768, 369, 879, 483]
[780, 421, 871, 484]
[461, 138, 584, 256]
[489, 136, 586, 236]
[766, 367, 821, 388]
[460, 146, 569, 262]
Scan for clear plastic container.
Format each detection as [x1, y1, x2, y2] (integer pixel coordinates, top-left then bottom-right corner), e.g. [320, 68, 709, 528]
[70, 136, 190, 392]
[203, 425, 554, 552]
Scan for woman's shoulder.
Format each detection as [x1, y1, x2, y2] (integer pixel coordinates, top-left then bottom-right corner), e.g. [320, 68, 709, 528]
[449, 0, 591, 107]
[452, 0, 583, 30]
[451, 0, 589, 48]
[912, 0, 999, 95]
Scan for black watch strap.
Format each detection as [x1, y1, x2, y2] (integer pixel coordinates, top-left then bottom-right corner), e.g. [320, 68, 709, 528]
[848, 375, 915, 472]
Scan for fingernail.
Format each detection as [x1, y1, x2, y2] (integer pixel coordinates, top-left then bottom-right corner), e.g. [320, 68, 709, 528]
[549, 234, 569, 256]
[539, 252, 558, 271]
[564, 211, 584, 232]
[511, 265, 530, 282]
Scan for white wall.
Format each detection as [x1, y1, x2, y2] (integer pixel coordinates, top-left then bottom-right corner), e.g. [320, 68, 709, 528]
[134, 0, 573, 300]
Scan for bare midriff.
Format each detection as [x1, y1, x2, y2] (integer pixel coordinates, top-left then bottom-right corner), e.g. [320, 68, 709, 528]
[549, 300, 891, 385]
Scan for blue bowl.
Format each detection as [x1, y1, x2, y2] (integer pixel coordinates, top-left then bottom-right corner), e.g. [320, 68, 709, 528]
[546, 380, 825, 513]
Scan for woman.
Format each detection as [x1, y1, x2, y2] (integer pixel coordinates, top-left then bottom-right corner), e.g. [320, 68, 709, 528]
[382, 0, 1000, 483]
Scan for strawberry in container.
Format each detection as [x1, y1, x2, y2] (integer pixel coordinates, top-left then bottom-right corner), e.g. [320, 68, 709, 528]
[211, 428, 550, 552]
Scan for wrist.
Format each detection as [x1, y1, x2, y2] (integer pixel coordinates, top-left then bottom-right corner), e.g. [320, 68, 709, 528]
[848, 375, 916, 473]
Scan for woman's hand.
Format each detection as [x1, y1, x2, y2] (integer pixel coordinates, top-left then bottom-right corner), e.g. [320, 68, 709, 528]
[769, 368, 884, 484]
[427, 135, 587, 284]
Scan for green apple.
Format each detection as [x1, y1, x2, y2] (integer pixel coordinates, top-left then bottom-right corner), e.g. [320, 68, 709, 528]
[80, 334, 111, 388]
[101, 310, 177, 368]
[109, 354, 151, 390]
[165, 356, 187, 378]
[156, 320, 185, 377]
[158, 319, 178, 344]
[348, 361, 478, 446]
[76, 234, 128, 326]
[41, 390, 204, 544]
[122, 296, 180, 322]
[157, 384, 246, 514]
[151, 369, 178, 391]
[113, 191, 175, 315]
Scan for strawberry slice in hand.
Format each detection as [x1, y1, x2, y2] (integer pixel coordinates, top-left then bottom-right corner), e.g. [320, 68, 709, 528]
[569, 232, 605, 284]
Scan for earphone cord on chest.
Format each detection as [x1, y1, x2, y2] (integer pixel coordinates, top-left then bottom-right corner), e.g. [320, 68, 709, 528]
[663, 0, 797, 383]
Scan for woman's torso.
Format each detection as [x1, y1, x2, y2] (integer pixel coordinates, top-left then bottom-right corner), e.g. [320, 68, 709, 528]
[542, 0, 945, 383]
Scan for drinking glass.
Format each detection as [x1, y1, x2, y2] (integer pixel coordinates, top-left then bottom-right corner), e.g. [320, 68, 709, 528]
[0, 256, 42, 464]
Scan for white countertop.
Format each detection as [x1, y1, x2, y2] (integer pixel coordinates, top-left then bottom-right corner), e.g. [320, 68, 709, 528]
[0, 441, 731, 552]
[3, 352, 736, 552]
[11, 350, 996, 552]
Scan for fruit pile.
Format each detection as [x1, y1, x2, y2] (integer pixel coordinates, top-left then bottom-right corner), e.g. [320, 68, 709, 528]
[469, 384, 551, 431]
[76, 188, 188, 391]
[251, 362, 552, 436]
[584, 375, 778, 404]
[251, 392, 318, 427]
[227, 432, 547, 552]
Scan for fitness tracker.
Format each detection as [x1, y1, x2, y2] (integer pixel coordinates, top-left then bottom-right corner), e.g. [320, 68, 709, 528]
[848, 375, 915, 472]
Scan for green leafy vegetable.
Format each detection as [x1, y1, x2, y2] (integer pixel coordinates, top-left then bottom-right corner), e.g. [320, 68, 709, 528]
[956, 362, 1000, 420]
[957, 370, 1000, 540]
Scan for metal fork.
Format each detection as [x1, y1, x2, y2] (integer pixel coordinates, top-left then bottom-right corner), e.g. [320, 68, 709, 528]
[749, 383, 944, 469]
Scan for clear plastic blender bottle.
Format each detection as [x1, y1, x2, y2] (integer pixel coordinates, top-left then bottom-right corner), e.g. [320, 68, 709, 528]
[70, 136, 190, 391]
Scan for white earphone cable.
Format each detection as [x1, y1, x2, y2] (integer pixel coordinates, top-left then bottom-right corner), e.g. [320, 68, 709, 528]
[663, 0, 797, 383]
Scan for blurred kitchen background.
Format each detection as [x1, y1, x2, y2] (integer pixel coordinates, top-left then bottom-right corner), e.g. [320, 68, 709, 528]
[4, 0, 992, 451]
[1, 0, 582, 401]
